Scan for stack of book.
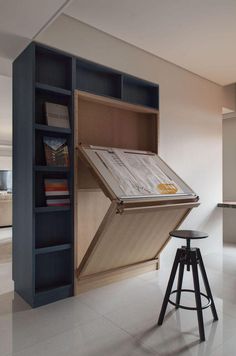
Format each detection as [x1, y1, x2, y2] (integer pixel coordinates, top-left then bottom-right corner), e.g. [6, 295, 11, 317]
[42, 102, 71, 207]
[44, 179, 70, 207]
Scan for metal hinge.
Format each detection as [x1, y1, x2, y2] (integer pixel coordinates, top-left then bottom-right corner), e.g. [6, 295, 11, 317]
[116, 202, 124, 215]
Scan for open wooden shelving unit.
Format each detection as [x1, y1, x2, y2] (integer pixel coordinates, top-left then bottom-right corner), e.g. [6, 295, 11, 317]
[13, 42, 160, 307]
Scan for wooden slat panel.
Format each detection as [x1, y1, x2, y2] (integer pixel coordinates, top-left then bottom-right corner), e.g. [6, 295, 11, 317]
[79, 205, 191, 276]
[76, 189, 110, 267]
[77, 98, 157, 153]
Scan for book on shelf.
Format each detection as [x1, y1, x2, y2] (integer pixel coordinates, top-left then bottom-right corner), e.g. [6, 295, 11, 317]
[45, 102, 70, 129]
[43, 136, 69, 167]
[46, 198, 70, 207]
[44, 179, 69, 196]
[44, 178, 70, 207]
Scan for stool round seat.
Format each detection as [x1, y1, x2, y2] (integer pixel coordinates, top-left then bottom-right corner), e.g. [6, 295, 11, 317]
[170, 230, 208, 240]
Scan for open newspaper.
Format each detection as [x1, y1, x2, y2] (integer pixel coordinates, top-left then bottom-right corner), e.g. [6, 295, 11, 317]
[97, 148, 184, 197]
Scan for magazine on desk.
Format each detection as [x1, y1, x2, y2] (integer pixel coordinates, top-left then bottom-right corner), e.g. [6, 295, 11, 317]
[97, 149, 183, 196]
[80, 145, 196, 201]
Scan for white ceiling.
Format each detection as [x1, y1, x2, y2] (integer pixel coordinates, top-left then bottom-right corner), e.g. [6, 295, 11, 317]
[64, 0, 236, 85]
[0, 0, 236, 146]
[0, 0, 72, 65]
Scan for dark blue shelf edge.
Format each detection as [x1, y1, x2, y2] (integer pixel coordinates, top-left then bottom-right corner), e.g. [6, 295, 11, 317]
[35, 206, 71, 213]
[35, 244, 71, 255]
[34, 165, 69, 172]
[35, 124, 72, 134]
[35, 82, 72, 96]
[77, 88, 121, 101]
[34, 284, 73, 308]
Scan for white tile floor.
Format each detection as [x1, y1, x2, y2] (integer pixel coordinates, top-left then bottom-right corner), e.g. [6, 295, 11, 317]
[0, 240, 236, 355]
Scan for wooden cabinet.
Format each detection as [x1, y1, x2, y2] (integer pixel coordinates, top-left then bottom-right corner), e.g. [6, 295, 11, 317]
[74, 91, 199, 293]
[13, 42, 198, 307]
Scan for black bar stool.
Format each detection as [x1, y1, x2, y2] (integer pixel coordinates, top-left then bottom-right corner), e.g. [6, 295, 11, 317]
[157, 230, 218, 342]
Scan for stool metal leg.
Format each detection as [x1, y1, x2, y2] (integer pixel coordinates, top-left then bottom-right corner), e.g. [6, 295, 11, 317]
[158, 249, 181, 325]
[197, 249, 218, 321]
[187, 240, 191, 271]
[191, 250, 205, 342]
[176, 261, 184, 309]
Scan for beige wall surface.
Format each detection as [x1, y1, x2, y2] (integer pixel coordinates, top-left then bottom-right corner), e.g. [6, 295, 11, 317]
[36, 15, 223, 256]
[223, 118, 236, 243]
[222, 84, 236, 113]
[0, 156, 12, 170]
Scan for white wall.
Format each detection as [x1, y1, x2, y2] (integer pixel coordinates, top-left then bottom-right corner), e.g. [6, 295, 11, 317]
[0, 75, 12, 143]
[223, 117, 236, 243]
[222, 84, 236, 113]
[0, 156, 12, 170]
[0, 74, 12, 171]
[36, 15, 223, 258]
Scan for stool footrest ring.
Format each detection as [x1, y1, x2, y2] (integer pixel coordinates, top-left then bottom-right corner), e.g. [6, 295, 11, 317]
[169, 289, 211, 311]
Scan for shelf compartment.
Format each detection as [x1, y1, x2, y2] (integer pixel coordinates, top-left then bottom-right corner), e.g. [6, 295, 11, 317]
[123, 75, 159, 109]
[35, 170, 71, 208]
[75, 90, 158, 154]
[36, 46, 72, 90]
[35, 250, 72, 292]
[35, 283, 72, 295]
[77, 59, 122, 99]
[35, 210, 72, 248]
[35, 89, 71, 126]
[35, 130, 72, 166]
[34, 283, 73, 307]
[35, 244, 71, 255]
[35, 124, 71, 134]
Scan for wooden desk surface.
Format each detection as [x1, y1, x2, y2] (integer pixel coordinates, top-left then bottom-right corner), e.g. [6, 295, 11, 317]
[218, 202, 236, 208]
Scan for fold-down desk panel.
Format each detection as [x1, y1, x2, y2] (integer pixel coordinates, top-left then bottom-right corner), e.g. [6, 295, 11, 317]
[76, 144, 199, 288]
[80, 145, 197, 204]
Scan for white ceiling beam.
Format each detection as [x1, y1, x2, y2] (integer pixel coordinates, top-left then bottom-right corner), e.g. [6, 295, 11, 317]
[0, 0, 75, 64]
[63, 0, 236, 85]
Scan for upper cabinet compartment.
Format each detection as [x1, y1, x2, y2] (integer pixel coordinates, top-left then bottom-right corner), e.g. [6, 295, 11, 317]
[76, 60, 158, 109]
[76, 59, 122, 99]
[123, 75, 159, 109]
[36, 47, 72, 90]
[35, 45, 158, 110]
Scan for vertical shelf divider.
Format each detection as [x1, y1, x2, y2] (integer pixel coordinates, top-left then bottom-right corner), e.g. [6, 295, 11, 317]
[120, 74, 124, 101]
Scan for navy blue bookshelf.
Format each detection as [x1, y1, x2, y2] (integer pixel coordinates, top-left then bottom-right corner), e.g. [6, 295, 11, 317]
[13, 42, 159, 307]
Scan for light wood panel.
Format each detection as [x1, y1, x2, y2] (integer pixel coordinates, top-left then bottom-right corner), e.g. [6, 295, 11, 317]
[76, 94, 158, 153]
[76, 90, 159, 114]
[74, 90, 158, 190]
[76, 189, 110, 267]
[78, 205, 192, 276]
